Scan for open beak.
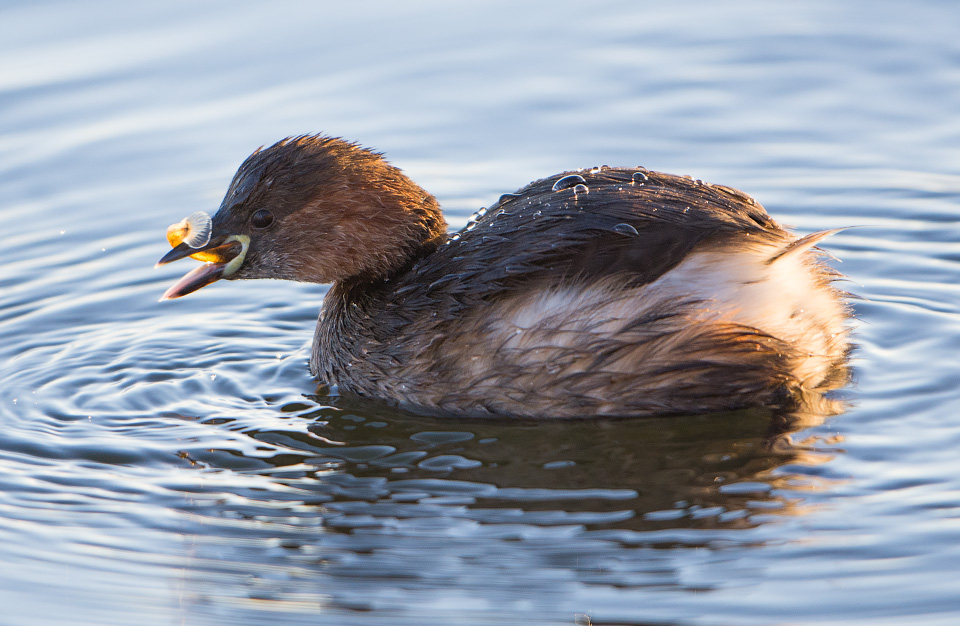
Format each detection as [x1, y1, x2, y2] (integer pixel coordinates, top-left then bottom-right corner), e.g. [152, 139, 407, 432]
[156, 225, 250, 301]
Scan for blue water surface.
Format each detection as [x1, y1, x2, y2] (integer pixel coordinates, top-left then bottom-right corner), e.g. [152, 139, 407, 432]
[2, 1, 959, 624]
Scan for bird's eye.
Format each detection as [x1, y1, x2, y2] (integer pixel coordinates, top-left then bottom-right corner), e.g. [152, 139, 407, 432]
[251, 209, 274, 229]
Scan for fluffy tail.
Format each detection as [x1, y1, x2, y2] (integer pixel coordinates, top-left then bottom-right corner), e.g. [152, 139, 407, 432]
[765, 228, 847, 266]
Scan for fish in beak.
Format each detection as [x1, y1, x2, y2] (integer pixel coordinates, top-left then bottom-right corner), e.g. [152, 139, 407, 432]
[155, 211, 249, 301]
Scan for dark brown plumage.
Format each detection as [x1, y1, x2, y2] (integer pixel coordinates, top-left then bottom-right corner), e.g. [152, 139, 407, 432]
[158, 135, 851, 418]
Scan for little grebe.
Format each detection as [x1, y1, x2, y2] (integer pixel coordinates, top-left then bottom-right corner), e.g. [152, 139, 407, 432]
[157, 135, 850, 418]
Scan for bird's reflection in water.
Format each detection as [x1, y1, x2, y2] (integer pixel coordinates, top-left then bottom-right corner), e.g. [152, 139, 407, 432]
[227, 388, 848, 534]
[174, 390, 847, 619]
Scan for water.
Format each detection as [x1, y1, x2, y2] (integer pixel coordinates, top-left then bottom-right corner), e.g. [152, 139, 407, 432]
[2, 1, 959, 624]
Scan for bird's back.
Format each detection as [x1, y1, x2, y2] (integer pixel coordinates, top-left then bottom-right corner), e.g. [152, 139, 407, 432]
[312, 167, 850, 418]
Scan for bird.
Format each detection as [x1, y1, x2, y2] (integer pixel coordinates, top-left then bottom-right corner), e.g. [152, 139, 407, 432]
[157, 134, 851, 419]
